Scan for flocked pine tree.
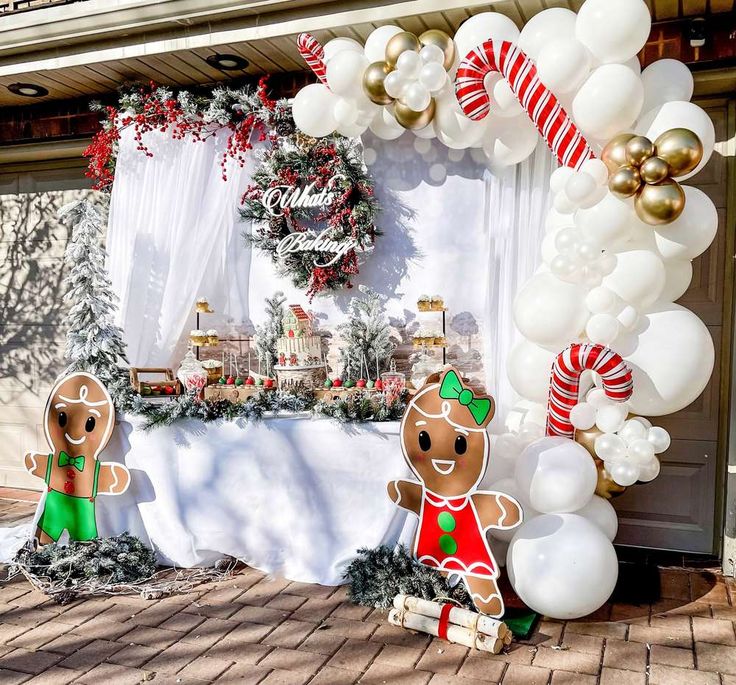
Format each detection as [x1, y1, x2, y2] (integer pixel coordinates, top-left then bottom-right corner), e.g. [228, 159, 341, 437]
[254, 291, 286, 376]
[60, 200, 127, 382]
[337, 285, 395, 381]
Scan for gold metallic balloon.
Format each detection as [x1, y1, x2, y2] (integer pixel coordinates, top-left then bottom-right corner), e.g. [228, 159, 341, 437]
[385, 31, 421, 67]
[362, 61, 394, 105]
[639, 156, 670, 185]
[419, 29, 456, 70]
[654, 127, 704, 178]
[601, 133, 636, 173]
[608, 165, 642, 198]
[394, 99, 435, 130]
[574, 428, 627, 499]
[625, 136, 655, 167]
[635, 179, 686, 225]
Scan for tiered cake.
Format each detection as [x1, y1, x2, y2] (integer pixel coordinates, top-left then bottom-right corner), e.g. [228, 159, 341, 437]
[274, 305, 326, 389]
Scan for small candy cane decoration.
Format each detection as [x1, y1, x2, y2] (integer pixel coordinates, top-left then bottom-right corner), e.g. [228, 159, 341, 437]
[455, 40, 595, 170]
[546, 343, 633, 439]
[297, 32, 328, 85]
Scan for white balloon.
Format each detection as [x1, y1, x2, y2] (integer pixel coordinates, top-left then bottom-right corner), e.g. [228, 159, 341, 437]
[326, 50, 368, 97]
[586, 388, 610, 408]
[603, 250, 666, 308]
[585, 286, 618, 314]
[508, 513, 618, 619]
[553, 192, 577, 216]
[507, 341, 557, 404]
[654, 187, 718, 261]
[594, 433, 627, 461]
[396, 50, 421, 77]
[621, 302, 715, 416]
[595, 403, 628, 434]
[619, 419, 647, 444]
[537, 39, 592, 95]
[418, 62, 447, 93]
[565, 172, 598, 205]
[434, 91, 487, 149]
[641, 59, 694, 114]
[419, 44, 445, 65]
[660, 259, 693, 303]
[402, 82, 431, 112]
[454, 12, 520, 60]
[513, 273, 589, 348]
[647, 426, 671, 454]
[629, 438, 655, 464]
[576, 495, 618, 541]
[638, 458, 661, 482]
[369, 107, 404, 140]
[292, 83, 338, 137]
[518, 8, 577, 60]
[580, 159, 610, 187]
[572, 65, 644, 141]
[515, 437, 597, 514]
[574, 193, 634, 249]
[487, 477, 538, 542]
[335, 120, 368, 138]
[617, 305, 639, 330]
[586, 313, 620, 345]
[570, 403, 597, 430]
[550, 166, 575, 194]
[492, 80, 523, 118]
[364, 25, 403, 63]
[639, 101, 715, 180]
[609, 460, 640, 486]
[414, 122, 436, 139]
[483, 115, 538, 167]
[333, 98, 359, 126]
[622, 56, 642, 76]
[323, 37, 364, 62]
[575, 0, 651, 63]
[384, 70, 408, 99]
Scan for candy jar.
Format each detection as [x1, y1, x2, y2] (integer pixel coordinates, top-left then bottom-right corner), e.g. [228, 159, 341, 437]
[177, 348, 207, 397]
[381, 360, 406, 405]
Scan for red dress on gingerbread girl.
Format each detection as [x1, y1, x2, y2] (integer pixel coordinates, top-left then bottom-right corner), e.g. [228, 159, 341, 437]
[388, 367, 523, 617]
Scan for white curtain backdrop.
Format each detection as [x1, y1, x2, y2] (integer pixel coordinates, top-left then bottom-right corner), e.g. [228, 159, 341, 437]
[107, 129, 553, 423]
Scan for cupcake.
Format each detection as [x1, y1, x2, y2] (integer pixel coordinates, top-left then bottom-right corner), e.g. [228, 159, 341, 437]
[190, 329, 207, 346]
[417, 295, 431, 312]
[195, 297, 212, 313]
[206, 328, 219, 345]
[430, 295, 445, 311]
[201, 358, 223, 384]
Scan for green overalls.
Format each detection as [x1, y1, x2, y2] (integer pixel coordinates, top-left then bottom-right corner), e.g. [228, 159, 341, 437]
[37, 454, 101, 541]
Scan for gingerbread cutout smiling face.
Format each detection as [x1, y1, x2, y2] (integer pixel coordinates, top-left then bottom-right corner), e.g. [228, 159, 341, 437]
[24, 372, 130, 545]
[388, 367, 523, 617]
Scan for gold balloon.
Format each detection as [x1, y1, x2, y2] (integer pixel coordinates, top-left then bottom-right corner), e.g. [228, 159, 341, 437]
[385, 31, 421, 67]
[419, 29, 456, 70]
[639, 156, 670, 185]
[574, 428, 627, 499]
[601, 133, 636, 173]
[362, 61, 394, 105]
[635, 179, 686, 225]
[608, 165, 642, 198]
[625, 136, 655, 167]
[394, 99, 435, 130]
[654, 127, 704, 178]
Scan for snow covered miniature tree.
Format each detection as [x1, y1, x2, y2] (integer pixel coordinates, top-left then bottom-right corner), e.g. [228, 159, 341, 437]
[60, 200, 127, 381]
[337, 286, 396, 380]
[254, 291, 286, 376]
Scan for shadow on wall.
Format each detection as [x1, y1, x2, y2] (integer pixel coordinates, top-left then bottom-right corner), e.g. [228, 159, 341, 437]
[0, 189, 98, 398]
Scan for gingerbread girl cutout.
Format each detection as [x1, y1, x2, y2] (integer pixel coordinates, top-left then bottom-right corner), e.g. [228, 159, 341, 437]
[24, 372, 130, 544]
[388, 367, 523, 617]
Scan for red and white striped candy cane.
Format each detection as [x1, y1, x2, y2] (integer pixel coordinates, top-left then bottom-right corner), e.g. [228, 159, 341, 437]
[546, 343, 633, 439]
[455, 40, 595, 170]
[297, 32, 328, 85]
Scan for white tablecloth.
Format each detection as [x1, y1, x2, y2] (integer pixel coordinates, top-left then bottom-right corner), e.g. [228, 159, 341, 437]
[91, 415, 414, 585]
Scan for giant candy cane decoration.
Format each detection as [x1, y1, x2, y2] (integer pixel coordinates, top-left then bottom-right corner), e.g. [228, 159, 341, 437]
[546, 343, 633, 439]
[297, 33, 328, 85]
[455, 40, 595, 170]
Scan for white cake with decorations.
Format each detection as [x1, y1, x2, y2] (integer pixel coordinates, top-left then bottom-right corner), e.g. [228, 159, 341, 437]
[274, 305, 325, 389]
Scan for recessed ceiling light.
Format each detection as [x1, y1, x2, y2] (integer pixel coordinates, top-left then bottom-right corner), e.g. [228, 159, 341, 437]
[206, 53, 249, 71]
[8, 82, 48, 97]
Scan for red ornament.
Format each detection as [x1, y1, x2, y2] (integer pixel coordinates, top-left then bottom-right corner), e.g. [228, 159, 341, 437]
[332, 378, 343, 388]
[264, 378, 274, 388]
[226, 376, 235, 385]
[356, 379, 367, 388]
[375, 379, 384, 391]
[164, 385, 175, 395]
[245, 377, 255, 386]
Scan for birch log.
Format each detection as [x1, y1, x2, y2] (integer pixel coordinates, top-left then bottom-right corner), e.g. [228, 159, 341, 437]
[392, 595, 509, 640]
[388, 609, 504, 654]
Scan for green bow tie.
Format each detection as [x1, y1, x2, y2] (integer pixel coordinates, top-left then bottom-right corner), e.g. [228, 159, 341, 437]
[58, 451, 85, 472]
[439, 370, 492, 426]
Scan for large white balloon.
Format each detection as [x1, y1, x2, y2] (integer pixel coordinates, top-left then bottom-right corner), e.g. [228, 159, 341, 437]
[513, 272, 589, 348]
[369, 107, 404, 140]
[575, 192, 634, 249]
[292, 83, 338, 137]
[603, 249, 666, 308]
[326, 50, 368, 97]
[515, 437, 597, 514]
[518, 8, 577, 60]
[454, 12, 520, 60]
[619, 302, 715, 415]
[639, 101, 716, 180]
[654, 187, 718, 260]
[508, 513, 619, 619]
[576, 495, 619, 541]
[641, 59, 694, 113]
[575, 0, 651, 64]
[572, 65, 644, 141]
[323, 37, 364, 63]
[659, 259, 693, 303]
[433, 91, 487, 149]
[507, 341, 557, 404]
[537, 39, 592, 95]
[483, 115, 538, 168]
[363, 25, 403, 63]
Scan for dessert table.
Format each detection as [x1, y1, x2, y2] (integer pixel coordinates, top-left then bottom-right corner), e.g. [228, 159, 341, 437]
[83, 414, 415, 585]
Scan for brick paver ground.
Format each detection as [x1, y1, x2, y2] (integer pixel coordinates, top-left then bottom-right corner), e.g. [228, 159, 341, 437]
[1, 493, 736, 684]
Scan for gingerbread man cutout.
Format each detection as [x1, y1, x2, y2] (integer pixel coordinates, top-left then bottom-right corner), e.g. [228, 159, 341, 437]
[24, 372, 130, 545]
[388, 367, 523, 617]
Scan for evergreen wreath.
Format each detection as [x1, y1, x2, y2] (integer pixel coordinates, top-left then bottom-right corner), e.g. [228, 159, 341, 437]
[240, 135, 380, 299]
